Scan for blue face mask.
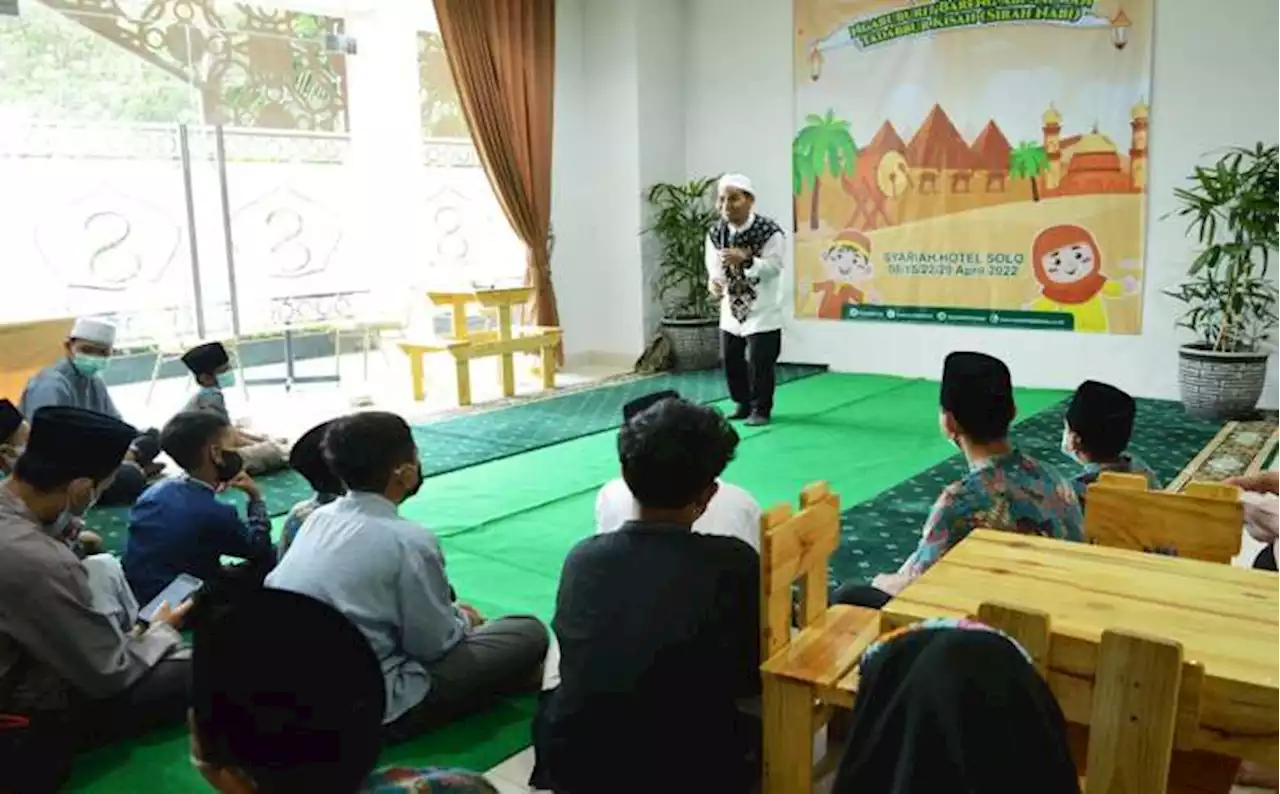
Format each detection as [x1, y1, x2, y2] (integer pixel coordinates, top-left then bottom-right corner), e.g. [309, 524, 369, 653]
[216, 370, 236, 388]
[72, 353, 109, 378]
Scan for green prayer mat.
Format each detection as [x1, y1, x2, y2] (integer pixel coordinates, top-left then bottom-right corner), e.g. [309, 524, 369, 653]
[63, 373, 1227, 792]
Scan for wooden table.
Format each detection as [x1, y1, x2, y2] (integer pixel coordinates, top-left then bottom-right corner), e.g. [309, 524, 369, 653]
[881, 530, 1279, 769]
[412, 287, 558, 406]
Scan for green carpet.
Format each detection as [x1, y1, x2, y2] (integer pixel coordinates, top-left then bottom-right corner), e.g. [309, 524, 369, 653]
[66, 372, 1220, 792]
[82, 365, 824, 552]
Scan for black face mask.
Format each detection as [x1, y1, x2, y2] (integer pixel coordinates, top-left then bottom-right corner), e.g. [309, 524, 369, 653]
[404, 462, 424, 499]
[215, 450, 244, 482]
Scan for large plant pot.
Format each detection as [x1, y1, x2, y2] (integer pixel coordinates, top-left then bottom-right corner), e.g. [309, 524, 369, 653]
[1177, 344, 1270, 419]
[661, 317, 720, 371]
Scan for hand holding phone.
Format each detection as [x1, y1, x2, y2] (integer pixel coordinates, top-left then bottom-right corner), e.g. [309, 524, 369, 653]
[139, 574, 204, 626]
[151, 599, 195, 629]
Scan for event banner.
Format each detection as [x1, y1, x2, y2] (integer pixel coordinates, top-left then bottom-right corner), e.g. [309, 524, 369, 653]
[792, 0, 1152, 334]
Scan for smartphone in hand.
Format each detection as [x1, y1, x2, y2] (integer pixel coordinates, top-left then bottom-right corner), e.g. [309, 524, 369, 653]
[138, 573, 204, 625]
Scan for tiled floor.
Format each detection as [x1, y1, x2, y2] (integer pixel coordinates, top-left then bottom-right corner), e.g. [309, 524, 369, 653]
[110, 343, 628, 438]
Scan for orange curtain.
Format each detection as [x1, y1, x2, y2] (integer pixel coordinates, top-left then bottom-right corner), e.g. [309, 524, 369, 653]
[433, 0, 561, 362]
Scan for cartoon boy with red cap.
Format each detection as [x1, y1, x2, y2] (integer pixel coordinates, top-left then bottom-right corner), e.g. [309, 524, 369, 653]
[814, 228, 879, 320]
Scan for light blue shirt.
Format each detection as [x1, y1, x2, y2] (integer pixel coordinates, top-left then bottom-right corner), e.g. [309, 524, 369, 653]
[20, 357, 122, 420]
[264, 491, 467, 722]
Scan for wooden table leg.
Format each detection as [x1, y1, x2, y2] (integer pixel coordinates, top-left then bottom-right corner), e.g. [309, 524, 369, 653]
[453, 355, 472, 407]
[407, 349, 425, 402]
[763, 673, 813, 794]
[449, 299, 469, 341]
[540, 343, 556, 390]
[497, 305, 515, 398]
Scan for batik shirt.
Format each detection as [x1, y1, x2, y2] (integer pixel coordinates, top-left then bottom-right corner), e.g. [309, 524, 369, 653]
[362, 766, 494, 792]
[899, 449, 1084, 581]
[1069, 453, 1162, 508]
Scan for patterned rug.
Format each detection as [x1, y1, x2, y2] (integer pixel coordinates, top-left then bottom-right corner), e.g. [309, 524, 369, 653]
[84, 364, 825, 552]
[831, 397, 1228, 588]
[1166, 416, 1279, 490]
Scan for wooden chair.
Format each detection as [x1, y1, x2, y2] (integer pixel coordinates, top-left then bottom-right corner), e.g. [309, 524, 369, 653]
[976, 602, 1239, 794]
[760, 483, 879, 794]
[1085, 472, 1243, 563]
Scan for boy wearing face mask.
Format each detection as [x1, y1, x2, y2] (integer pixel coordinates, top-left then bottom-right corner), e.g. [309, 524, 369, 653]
[1061, 380, 1160, 509]
[0, 407, 190, 763]
[20, 318, 165, 505]
[179, 342, 289, 475]
[123, 411, 274, 606]
[267, 411, 548, 742]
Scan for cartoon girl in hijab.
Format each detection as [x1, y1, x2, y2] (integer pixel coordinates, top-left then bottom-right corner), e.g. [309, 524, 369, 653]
[1027, 224, 1137, 333]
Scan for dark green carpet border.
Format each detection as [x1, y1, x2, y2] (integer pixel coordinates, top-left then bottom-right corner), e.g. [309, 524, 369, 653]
[832, 397, 1226, 587]
[86, 364, 826, 551]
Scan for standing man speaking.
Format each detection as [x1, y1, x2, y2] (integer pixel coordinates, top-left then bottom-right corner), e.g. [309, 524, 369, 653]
[706, 173, 786, 426]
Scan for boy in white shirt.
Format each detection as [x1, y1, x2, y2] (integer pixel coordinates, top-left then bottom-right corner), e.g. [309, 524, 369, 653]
[595, 391, 761, 552]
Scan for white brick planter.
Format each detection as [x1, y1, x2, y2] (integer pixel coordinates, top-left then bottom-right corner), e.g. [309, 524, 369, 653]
[1177, 344, 1269, 419]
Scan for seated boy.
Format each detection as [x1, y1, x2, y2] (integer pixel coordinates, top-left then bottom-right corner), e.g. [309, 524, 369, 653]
[124, 410, 274, 606]
[2, 398, 109, 558]
[1061, 379, 1161, 507]
[835, 352, 1084, 609]
[531, 398, 760, 794]
[190, 588, 498, 794]
[266, 411, 548, 742]
[595, 390, 761, 551]
[278, 419, 345, 561]
[181, 342, 288, 475]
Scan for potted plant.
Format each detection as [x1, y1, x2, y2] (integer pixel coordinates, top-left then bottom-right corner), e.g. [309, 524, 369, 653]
[1166, 143, 1278, 419]
[644, 177, 722, 370]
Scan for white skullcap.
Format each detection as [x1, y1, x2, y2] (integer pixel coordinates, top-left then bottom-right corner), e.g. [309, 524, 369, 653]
[718, 173, 754, 197]
[69, 317, 117, 347]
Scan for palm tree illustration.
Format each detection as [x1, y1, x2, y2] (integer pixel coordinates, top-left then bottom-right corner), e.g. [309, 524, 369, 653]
[1009, 141, 1049, 202]
[793, 110, 858, 230]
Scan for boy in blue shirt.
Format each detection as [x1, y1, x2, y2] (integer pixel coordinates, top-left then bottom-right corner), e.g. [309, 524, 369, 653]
[277, 419, 344, 561]
[180, 341, 288, 475]
[124, 410, 275, 605]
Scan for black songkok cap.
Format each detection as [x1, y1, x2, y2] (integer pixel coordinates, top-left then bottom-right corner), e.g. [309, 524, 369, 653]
[181, 342, 230, 376]
[622, 390, 681, 422]
[0, 400, 22, 443]
[25, 407, 137, 482]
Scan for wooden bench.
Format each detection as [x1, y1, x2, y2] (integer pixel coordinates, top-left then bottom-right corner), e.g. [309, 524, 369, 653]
[399, 325, 561, 406]
[1086, 471, 1243, 563]
[760, 482, 878, 794]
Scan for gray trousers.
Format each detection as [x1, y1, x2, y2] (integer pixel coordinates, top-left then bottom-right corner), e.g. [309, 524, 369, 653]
[384, 615, 549, 743]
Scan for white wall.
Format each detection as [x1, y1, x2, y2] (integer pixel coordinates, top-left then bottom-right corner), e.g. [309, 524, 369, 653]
[551, 0, 687, 364]
[681, 0, 1280, 405]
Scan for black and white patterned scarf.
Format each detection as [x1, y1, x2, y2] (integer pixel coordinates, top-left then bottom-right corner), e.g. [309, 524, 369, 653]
[710, 214, 784, 323]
